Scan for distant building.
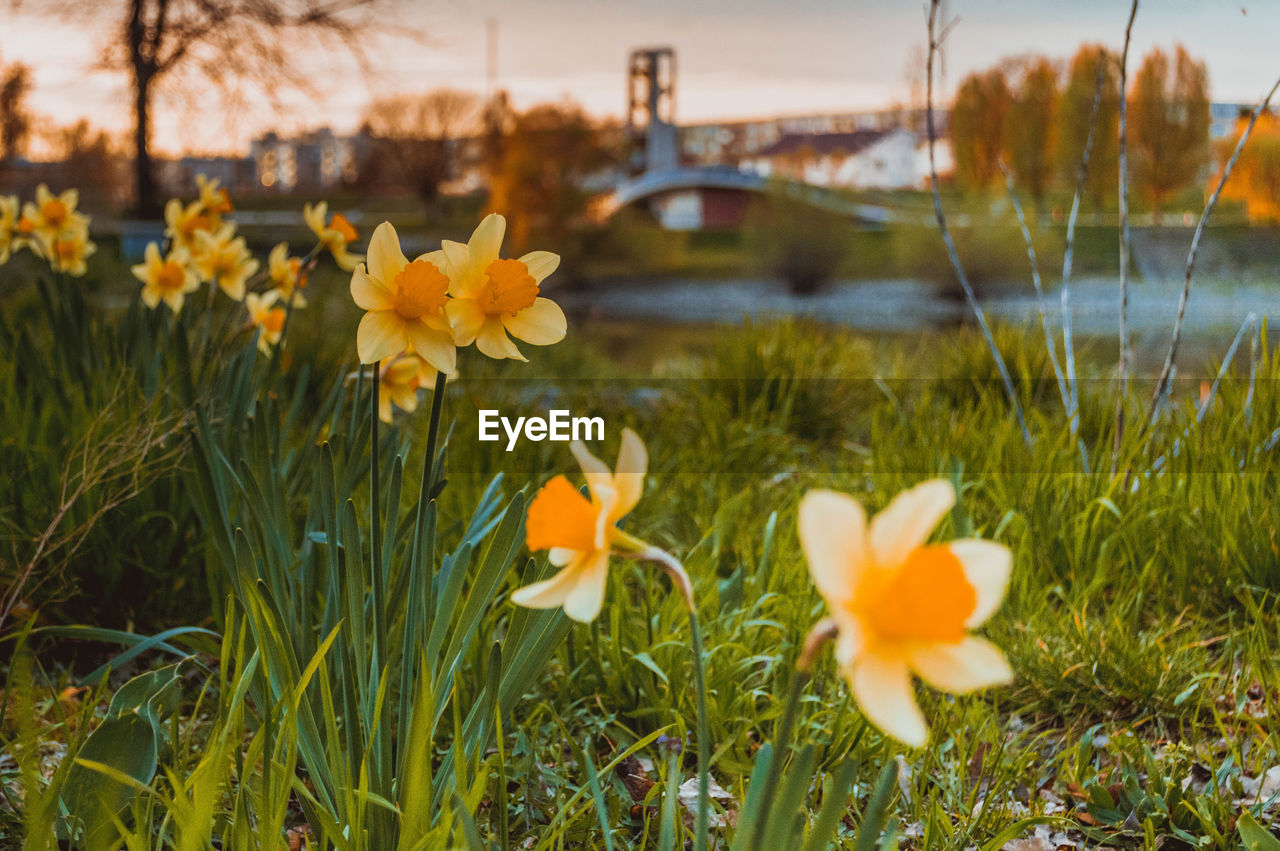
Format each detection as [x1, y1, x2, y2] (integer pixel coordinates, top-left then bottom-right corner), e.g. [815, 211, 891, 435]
[157, 155, 256, 197]
[249, 128, 369, 192]
[743, 128, 927, 190]
[1210, 102, 1251, 140]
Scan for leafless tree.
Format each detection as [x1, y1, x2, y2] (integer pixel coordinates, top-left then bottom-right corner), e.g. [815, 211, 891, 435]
[0, 61, 33, 165]
[18, 0, 401, 215]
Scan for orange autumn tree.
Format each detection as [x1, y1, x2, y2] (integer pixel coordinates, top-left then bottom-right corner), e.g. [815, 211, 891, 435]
[1219, 111, 1280, 223]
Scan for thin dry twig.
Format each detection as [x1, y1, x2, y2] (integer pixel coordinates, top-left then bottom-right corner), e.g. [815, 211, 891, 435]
[998, 158, 1067, 409]
[1144, 73, 1280, 430]
[1061, 47, 1108, 439]
[926, 0, 1031, 446]
[1114, 0, 1139, 462]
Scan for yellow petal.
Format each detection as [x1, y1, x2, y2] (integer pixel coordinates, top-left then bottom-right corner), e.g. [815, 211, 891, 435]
[476, 318, 525, 361]
[798, 490, 868, 607]
[503, 297, 566, 346]
[562, 551, 610, 623]
[357, 310, 409, 364]
[406, 321, 457, 376]
[909, 636, 1013, 694]
[440, 239, 477, 295]
[850, 653, 927, 748]
[518, 250, 561, 284]
[868, 479, 955, 569]
[351, 265, 394, 311]
[947, 539, 1012, 628]
[468, 213, 506, 268]
[549, 547, 577, 566]
[611, 428, 647, 517]
[141, 287, 161, 309]
[445, 298, 486, 345]
[367, 221, 407, 285]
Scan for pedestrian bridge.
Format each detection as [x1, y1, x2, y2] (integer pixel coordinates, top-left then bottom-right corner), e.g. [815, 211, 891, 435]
[592, 165, 898, 228]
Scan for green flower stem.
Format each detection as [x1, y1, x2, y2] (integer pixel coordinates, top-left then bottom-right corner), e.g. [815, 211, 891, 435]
[748, 617, 838, 847]
[422, 371, 448, 495]
[370, 360, 384, 667]
[627, 542, 708, 849]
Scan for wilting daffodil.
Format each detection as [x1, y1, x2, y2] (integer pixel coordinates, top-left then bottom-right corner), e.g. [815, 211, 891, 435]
[304, 201, 362, 271]
[164, 199, 213, 253]
[0, 196, 18, 264]
[268, 242, 308, 307]
[194, 223, 259, 301]
[196, 173, 233, 216]
[45, 227, 96, 277]
[22, 184, 89, 244]
[442, 213, 566, 361]
[797, 480, 1013, 747]
[514, 429, 690, 623]
[245, 290, 287, 354]
[133, 243, 199, 313]
[350, 221, 456, 375]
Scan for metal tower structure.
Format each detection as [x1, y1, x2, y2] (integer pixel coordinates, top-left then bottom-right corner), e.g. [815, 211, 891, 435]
[627, 47, 678, 175]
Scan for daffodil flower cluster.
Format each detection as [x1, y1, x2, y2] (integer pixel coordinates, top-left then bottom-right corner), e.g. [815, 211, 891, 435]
[350, 213, 567, 377]
[0, 185, 97, 276]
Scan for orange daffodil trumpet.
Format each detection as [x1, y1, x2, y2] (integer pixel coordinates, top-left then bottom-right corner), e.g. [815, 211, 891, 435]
[442, 213, 566, 361]
[48, 229, 97, 277]
[196, 174, 233, 216]
[22, 184, 89, 245]
[351, 222, 457, 375]
[133, 243, 200, 314]
[164, 199, 213, 253]
[515, 429, 692, 622]
[304, 201, 362, 271]
[797, 480, 1013, 748]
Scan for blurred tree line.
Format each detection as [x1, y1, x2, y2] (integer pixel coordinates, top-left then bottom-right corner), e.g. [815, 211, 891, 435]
[951, 43, 1211, 216]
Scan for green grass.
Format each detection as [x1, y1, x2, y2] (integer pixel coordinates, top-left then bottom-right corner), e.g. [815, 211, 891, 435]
[5, 223, 1280, 849]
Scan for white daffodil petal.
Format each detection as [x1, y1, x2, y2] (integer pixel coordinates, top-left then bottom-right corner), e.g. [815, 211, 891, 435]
[948, 539, 1013, 628]
[798, 490, 868, 607]
[511, 563, 581, 610]
[850, 653, 928, 748]
[549, 547, 577, 567]
[612, 428, 647, 517]
[910, 637, 1013, 694]
[570, 441, 614, 501]
[562, 551, 610, 623]
[868, 479, 955, 569]
[367, 222, 408, 285]
[357, 311, 409, 364]
[503, 298, 566, 346]
[519, 250, 561, 284]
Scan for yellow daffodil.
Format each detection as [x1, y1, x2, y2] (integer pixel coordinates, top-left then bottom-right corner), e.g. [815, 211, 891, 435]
[0, 195, 17, 264]
[45, 227, 96, 277]
[21, 184, 89, 244]
[798, 480, 1013, 748]
[268, 242, 308, 307]
[196, 173, 233, 216]
[350, 221, 456, 374]
[245, 290, 287, 354]
[164, 198, 213, 253]
[133, 243, 199, 313]
[514, 429, 648, 622]
[304, 201, 362, 271]
[194, 223, 259, 301]
[376, 354, 432, 423]
[442, 213, 566, 361]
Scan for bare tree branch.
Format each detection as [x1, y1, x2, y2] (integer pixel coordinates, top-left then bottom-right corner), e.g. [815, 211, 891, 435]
[1114, 0, 1139, 462]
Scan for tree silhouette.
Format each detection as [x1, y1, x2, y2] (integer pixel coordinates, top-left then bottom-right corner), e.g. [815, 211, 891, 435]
[951, 67, 1013, 191]
[1057, 45, 1120, 211]
[1004, 57, 1059, 208]
[19, 0, 393, 216]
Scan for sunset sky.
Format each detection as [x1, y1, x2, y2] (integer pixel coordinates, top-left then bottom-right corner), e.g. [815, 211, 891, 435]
[2, 0, 1278, 156]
